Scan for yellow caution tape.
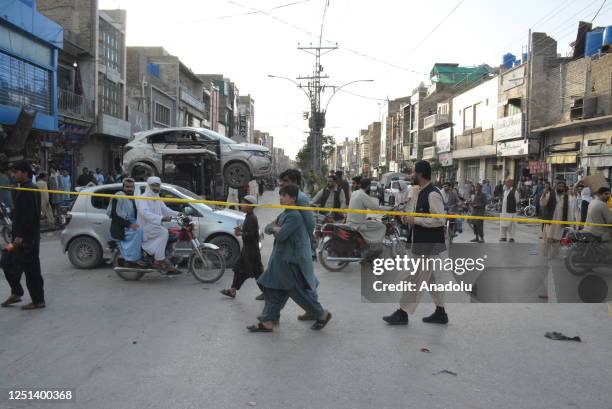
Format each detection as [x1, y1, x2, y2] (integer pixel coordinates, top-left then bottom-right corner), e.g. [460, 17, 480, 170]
[2, 185, 612, 228]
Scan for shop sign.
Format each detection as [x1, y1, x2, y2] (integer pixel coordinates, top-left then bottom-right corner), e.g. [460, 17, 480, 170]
[528, 160, 547, 174]
[497, 139, 529, 157]
[438, 152, 453, 166]
[494, 113, 523, 141]
[435, 128, 451, 153]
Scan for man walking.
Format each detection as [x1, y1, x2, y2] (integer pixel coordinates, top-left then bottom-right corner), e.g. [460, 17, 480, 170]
[1, 162, 44, 309]
[36, 173, 55, 226]
[539, 180, 573, 258]
[76, 167, 94, 187]
[335, 170, 351, 205]
[499, 179, 520, 242]
[383, 160, 448, 326]
[248, 185, 332, 332]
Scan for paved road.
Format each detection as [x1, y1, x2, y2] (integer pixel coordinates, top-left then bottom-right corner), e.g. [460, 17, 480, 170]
[1, 190, 611, 409]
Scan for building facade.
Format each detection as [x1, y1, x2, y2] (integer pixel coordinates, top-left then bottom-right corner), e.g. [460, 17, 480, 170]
[0, 0, 63, 166]
[238, 95, 254, 144]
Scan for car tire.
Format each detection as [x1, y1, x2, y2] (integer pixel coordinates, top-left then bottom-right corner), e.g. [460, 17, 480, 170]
[68, 236, 103, 269]
[130, 162, 158, 181]
[208, 234, 240, 267]
[224, 162, 251, 188]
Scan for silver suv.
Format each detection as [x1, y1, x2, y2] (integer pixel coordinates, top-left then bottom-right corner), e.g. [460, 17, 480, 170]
[60, 182, 245, 269]
[122, 127, 271, 188]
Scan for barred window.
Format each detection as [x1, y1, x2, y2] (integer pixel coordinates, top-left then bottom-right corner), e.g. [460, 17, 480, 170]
[98, 19, 123, 73]
[154, 102, 170, 127]
[0, 51, 51, 114]
[99, 74, 122, 118]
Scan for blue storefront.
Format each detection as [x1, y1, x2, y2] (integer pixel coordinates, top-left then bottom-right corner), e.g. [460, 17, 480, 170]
[0, 0, 63, 161]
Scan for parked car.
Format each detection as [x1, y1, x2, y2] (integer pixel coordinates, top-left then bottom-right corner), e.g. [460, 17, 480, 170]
[122, 127, 272, 188]
[384, 180, 408, 206]
[60, 182, 244, 269]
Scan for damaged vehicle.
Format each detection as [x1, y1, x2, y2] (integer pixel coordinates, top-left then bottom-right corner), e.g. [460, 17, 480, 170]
[122, 127, 271, 188]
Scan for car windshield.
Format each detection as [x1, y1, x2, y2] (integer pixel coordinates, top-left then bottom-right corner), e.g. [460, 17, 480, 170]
[201, 129, 236, 145]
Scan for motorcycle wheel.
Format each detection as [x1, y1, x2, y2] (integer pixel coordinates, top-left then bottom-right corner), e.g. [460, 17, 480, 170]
[189, 247, 226, 283]
[564, 247, 592, 276]
[1, 225, 10, 244]
[319, 241, 350, 272]
[525, 206, 536, 218]
[113, 255, 145, 281]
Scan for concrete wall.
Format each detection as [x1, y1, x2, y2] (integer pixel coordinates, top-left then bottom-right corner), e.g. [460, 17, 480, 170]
[452, 77, 499, 135]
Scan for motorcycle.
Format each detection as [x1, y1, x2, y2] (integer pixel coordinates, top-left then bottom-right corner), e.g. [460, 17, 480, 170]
[318, 207, 408, 272]
[111, 213, 226, 283]
[0, 202, 11, 244]
[560, 228, 612, 276]
[485, 197, 501, 214]
[517, 196, 537, 217]
[55, 199, 74, 228]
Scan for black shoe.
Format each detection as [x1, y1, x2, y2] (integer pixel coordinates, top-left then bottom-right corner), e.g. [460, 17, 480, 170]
[509, 238, 515, 243]
[470, 237, 479, 242]
[383, 309, 408, 325]
[499, 238, 507, 242]
[422, 307, 448, 324]
[255, 293, 265, 301]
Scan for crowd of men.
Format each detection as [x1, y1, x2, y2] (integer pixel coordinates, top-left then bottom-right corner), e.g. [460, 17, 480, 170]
[1, 159, 610, 336]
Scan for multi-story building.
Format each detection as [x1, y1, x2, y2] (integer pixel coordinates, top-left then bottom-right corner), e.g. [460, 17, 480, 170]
[198, 75, 240, 140]
[0, 0, 63, 167]
[379, 97, 409, 173]
[367, 121, 382, 177]
[530, 29, 612, 183]
[238, 95, 255, 144]
[126, 47, 206, 137]
[38, 0, 131, 174]
[451, 76, 500, 185]
[358, 129, 370, 176]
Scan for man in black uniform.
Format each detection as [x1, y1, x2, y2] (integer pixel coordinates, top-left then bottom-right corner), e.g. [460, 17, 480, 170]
[1, 161, 45, 309]
[383, 160, 448, 326]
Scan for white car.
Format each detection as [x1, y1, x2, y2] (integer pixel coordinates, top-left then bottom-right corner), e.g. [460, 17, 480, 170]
[123, 127, 271, 188]
[384, 180, 408, 206]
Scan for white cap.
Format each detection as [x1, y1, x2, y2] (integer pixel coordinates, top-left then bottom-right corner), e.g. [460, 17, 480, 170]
[242, 195, 257, 204]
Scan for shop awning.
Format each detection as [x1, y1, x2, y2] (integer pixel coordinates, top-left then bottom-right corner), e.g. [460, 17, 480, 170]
[546, 155, 577, 164]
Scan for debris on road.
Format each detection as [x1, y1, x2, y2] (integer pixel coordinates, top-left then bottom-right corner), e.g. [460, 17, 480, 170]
[433, 369, 457, 376]
[545, 331, 581, 342]
[420, 347, 431, 353]
[247, 401, 257, 406]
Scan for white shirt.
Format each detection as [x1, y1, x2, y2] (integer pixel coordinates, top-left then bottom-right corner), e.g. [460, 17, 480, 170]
[581, 187, 592, 203]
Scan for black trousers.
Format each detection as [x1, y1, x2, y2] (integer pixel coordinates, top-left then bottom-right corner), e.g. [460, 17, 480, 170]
[580, 200, 589, 223]
[4, 245, 44, 304]
[473, 219, 484, 237]
[231, 269, 263, 292]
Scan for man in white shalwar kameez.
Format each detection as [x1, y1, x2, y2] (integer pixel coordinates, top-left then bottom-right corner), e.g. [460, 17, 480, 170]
[499, 179, 520, 242]
[136, 177, 179, 271]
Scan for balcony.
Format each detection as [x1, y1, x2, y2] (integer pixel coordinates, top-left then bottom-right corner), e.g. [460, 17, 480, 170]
[423, 113, 450, 129]
[58, 88, 95, 122]
[180, 87, 206, 113]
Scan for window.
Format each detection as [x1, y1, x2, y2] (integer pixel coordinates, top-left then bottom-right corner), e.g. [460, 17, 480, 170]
[98, 18, 123, 73]
[99, 74, 122, 118]
[154, 102, 170, 127]
[473, 103, 482, 129]
[463, 106, 474, 130]
[504, 98, 521, 116]
[91, 188, 121, 209]
[0, 51, 51, 114]
[465, 159, 480, 184]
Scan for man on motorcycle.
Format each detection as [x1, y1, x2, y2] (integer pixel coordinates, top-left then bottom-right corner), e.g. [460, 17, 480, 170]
[442, 182, 461, 237]
[107, 178, 142, 266]
[311, 175, 347, 221]
[584, 187, 612, 243]
[135, 176, 179, 272]
[346, 178, 386, 258]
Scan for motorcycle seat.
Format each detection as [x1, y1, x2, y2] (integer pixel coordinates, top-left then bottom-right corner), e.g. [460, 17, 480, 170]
[574, 232, 601, 243]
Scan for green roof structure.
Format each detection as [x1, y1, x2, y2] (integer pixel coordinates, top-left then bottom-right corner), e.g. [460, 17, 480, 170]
[429, 63, 493, 85]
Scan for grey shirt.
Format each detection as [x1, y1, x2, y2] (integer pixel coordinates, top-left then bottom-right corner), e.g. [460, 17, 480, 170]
[585, 197, 612, 241]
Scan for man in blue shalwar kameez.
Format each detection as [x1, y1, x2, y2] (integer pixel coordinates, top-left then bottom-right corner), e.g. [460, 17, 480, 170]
[247, 185, 332, 333]
[107, 178, 142, 265]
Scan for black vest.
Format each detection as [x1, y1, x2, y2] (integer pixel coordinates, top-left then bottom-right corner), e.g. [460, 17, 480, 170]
[318, 188, 343, 220]
[412, 183, 446, 256]
[505, 188, 517, 213]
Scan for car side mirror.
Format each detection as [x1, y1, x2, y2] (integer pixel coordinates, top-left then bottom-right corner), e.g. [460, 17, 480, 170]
[183, 206, 195, 216]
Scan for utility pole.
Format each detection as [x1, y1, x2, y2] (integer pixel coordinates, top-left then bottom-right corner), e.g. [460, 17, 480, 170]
[297, 44, 337, 174]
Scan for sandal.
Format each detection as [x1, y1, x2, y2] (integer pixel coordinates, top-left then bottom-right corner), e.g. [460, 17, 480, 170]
[1, 295, 22, 307]
[21, 302, 46, 310]
[220, 289, 236, 298]
[311, 311, 332, 330]
[247, 323, 273, 332]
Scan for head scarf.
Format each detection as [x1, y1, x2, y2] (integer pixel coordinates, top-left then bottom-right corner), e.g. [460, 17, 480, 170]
[144, 176, 162, 197]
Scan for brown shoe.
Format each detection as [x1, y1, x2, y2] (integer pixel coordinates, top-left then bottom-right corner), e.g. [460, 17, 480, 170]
[1, 295, 22, 307]
[21, 302, 46, 310]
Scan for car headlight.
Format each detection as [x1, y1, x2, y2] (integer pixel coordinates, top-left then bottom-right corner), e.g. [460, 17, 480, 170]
[249, 151, 270, 158]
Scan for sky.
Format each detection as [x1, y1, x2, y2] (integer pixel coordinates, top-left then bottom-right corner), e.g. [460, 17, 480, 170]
[100, 0, 612, 158]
